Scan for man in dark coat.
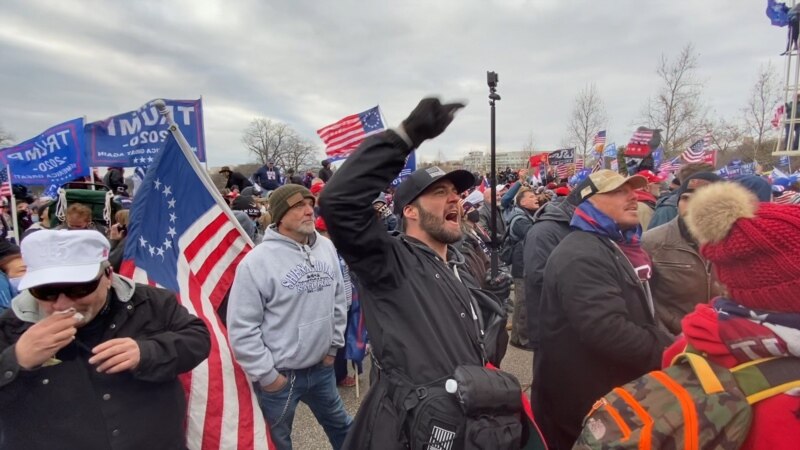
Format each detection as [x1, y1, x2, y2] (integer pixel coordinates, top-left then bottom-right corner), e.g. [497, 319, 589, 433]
[253, 160, 282, 194]
[319, 159, 334, 183]
[522, 181, 588, 353]
[219, 165, 253, 191]
[531, 170, 673, 449]
[0, 230, 210, 450]
[321, 98, 514, 449]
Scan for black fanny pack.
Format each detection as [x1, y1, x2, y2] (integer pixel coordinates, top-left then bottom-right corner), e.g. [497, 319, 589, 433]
[382, 364, 523, 450]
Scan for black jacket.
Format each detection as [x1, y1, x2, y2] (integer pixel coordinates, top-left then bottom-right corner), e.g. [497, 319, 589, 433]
[320, 131, 488, 449]
[522, 200, 574, 350]
[506, 207, 535, 279]
[319, 166, 334, 183]
[0, 275, 210, 450]
[531, 231, 672, 450]
[225, 171, 252, 191]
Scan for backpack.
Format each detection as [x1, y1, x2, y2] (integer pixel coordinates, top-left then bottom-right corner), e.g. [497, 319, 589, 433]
[498, 214, 527, 265]
[574, 353, 800, 450]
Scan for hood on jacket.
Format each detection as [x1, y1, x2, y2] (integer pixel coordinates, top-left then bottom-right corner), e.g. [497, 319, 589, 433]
[402, 234, 467, 268]
[263, 224, 319, 248]
[533, 200, 575, 224]
[12, 273, 136, 324]
[654, 190, 679, 209]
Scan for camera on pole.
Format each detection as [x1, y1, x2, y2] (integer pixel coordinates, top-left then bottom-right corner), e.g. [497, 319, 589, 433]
[487, 71, 500, 278]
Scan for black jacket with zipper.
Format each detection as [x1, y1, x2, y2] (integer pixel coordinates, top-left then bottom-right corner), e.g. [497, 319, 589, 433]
[320, 131, 491, 449]
[0, 275, 210, 450]
[531, 230, 673, 450]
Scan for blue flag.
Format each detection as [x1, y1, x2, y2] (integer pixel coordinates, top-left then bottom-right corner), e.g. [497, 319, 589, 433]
[780, 155, 791, 167]
[85, 98, 205, 167]
[391, 152, 417, 187]
[0, 118, 89, 186]
[767, 0, 790, 26]
[652, 146, 664, 170]
[603, 142, 618, 158]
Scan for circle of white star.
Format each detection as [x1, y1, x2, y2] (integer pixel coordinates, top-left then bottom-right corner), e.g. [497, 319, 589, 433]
[138, 177, 177, 260]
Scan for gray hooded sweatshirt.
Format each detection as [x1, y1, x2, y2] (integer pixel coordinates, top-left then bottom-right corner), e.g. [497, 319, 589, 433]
[227, 225, 347, 388]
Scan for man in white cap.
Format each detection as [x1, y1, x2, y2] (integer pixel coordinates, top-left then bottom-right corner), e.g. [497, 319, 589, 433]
[0, 229, 210, 450]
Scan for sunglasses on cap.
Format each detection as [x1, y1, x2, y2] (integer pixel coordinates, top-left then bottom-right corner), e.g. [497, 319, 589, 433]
[29, 268, 110, 302]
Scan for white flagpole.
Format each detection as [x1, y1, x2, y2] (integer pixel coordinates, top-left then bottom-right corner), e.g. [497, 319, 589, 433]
[6, 165, 19, 244]
[154, 100, 255, 247]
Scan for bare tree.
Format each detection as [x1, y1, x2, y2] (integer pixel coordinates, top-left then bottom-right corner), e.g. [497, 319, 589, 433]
[521, 132, 536, 156]
[241, 118, 321, 172]
[0, 124, 13, 148]
[642, 44, 707, 153]
[705, 116, 745, 153]
[567, 84, 607, 161]
[743, 62, 781, 160]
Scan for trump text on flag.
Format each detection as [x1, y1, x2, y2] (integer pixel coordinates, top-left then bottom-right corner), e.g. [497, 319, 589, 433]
[85, 99, 206, 167]
[0, 117, 88, 186]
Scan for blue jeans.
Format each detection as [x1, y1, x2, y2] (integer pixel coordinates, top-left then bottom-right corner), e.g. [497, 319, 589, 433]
[255, 363, 352, 450]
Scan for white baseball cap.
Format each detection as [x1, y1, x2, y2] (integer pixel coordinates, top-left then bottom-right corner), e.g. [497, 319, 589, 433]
[19, 230, 110, 290]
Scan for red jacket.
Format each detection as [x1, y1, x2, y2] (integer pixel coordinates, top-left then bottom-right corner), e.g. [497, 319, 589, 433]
[663, 303, 800, 450]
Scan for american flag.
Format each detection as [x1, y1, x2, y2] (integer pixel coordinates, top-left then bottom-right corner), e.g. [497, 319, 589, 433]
[556, 163, 573, 179]
[575, 158, 585, 170]
[610, 159, 619, 172]
[630, 129, 654, 145]
[659, 156, 682, 173]
[594, 130, 606, 147]
[591, 157, 603, 173]
[774, 190, 800, 204]
[682, 139, 707, 163]
[120, 133, 272, 450]
[317, 106, 385, 161]
[0, 165, 10, 197]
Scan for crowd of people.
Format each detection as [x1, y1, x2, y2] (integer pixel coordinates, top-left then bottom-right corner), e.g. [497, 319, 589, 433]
[0, 97, 799, 449]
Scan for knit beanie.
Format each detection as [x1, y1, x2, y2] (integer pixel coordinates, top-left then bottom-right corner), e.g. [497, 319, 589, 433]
[685, 181, 800, 312]
[676, 172, 721, 204]
[0, 240, 20, 267]
[734, 175, 772, 202]
[269, 184, 315, 225]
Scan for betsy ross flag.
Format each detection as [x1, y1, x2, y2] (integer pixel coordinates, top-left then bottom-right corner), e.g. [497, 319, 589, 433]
[772, 104, 785, 129]
[121, 131, 272, 450]
[317, 106, 385, 161]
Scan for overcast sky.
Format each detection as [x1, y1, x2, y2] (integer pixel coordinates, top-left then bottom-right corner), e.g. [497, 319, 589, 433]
[0, 0, 785, 168]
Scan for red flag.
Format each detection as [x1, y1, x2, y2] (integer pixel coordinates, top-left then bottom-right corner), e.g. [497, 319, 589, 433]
[528, 153, 548, 167]
[625, 142, 651, 158]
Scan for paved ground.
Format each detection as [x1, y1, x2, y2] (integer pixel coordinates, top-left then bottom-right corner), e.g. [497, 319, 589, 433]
[289, 344, 534, 449]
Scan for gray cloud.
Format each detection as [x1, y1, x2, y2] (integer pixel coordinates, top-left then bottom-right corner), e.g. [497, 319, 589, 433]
[0, 0, 784, 167]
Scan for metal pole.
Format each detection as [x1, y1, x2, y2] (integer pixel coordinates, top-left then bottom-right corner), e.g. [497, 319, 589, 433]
[7, 166, 19, 244]
[487, 71, 500, 278]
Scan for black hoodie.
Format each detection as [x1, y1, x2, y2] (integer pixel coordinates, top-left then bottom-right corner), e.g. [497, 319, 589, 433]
[523, 199, 576, 351]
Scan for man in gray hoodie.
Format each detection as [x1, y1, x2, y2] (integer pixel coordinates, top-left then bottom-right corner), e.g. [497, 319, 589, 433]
[227, 184, 351, 450]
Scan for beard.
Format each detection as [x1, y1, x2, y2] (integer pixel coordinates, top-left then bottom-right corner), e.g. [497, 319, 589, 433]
[418, 205, 462, 244]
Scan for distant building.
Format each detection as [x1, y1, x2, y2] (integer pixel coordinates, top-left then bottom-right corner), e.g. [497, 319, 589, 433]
[461, 150, 532, 174]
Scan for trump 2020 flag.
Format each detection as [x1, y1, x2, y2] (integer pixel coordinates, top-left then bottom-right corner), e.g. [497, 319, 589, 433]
[120, 132, 272, 450]
[317, 106, 385, 161]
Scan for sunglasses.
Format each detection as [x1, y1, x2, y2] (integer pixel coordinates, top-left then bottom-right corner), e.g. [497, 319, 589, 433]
[29, 270, 109, 302]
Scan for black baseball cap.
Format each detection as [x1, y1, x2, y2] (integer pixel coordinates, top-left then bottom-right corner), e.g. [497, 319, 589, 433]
[394, 166, 475, 215]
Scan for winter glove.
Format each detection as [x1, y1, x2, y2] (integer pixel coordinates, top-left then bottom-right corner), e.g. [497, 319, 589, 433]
[483, 271, 512, 303]
[401, 98, 465, 148]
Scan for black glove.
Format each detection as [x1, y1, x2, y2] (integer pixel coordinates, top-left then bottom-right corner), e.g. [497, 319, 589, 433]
[483, 271, 512, 303]
[402, 98, 465, 148]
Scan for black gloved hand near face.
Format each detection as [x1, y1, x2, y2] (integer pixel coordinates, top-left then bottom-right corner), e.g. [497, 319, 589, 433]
[402, 97, 466, 148]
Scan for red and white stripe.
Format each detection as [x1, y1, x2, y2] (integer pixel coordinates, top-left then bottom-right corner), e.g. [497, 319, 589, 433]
[0, 182, 9, 197]
[317, 115, 377, 158]
[774, 190, 800, 204]
[630, 129, 653, 144]
[133, 207, 270, 450]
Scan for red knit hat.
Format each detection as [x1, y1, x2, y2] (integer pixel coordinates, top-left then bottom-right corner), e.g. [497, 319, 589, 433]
[310, 182, 325, 196]
[685, 181, 800, 312]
